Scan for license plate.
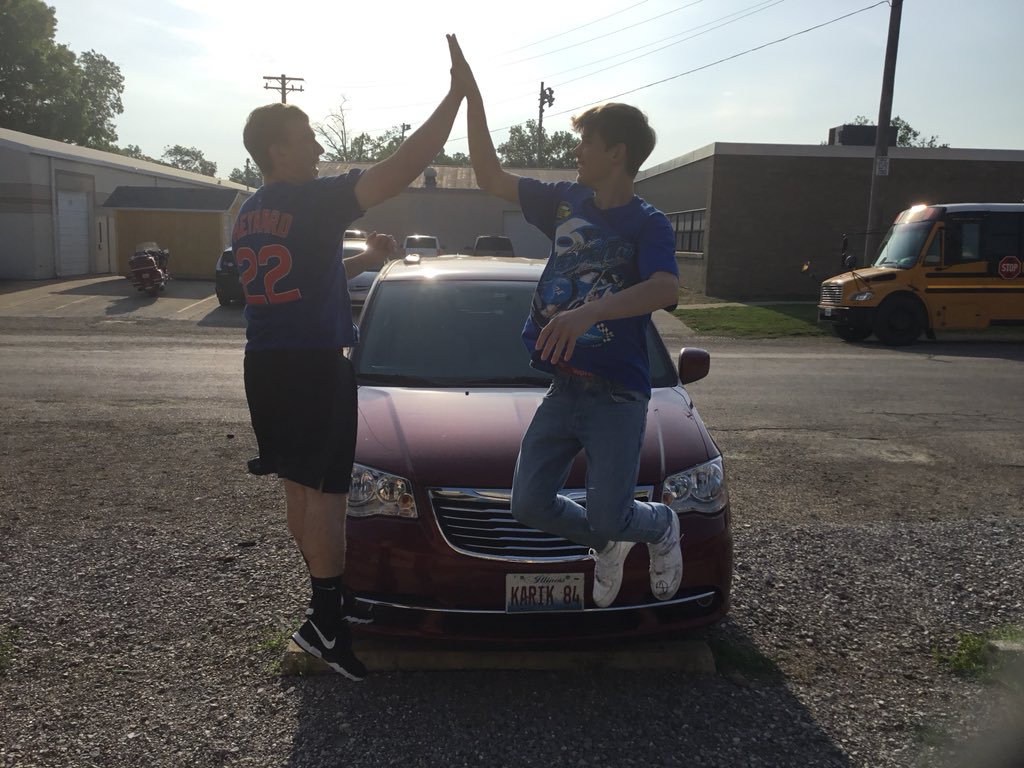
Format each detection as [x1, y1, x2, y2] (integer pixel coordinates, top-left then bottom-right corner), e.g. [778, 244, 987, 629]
[822, 307, 834, 317]
[506, 573, 584, 613]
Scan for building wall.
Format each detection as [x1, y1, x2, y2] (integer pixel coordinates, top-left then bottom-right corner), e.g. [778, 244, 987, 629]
[639, 145, 1024, 300]
[636, 154, 714, 291]
[116, 210, 228, 279]
[0, 129, 249, 280]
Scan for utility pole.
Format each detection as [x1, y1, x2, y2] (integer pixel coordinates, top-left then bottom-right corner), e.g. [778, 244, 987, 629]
[862, 0, 903, 265]
[537, 82, 554, 167]
[263, 74, 305, 104]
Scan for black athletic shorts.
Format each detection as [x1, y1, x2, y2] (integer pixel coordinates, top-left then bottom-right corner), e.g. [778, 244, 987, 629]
[243, 349, 357, 494]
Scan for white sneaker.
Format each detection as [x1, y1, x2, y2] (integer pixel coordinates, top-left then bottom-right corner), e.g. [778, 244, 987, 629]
[648, 513, 683, 600]
[590, 540, 636, 608]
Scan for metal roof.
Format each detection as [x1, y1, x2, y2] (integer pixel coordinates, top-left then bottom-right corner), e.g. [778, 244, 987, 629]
[0, 127, 250, 189]
[102, 186, 242, 211]
[317, 162, 577, 191]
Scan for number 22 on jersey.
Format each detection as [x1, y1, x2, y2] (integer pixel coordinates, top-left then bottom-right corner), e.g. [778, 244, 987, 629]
[236, 245, 302, 305]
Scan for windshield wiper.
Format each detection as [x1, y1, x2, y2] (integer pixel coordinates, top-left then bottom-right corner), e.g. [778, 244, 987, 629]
[357, 372, 446, 386]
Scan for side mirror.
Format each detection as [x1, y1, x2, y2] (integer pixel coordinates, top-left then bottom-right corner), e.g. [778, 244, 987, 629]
[677, 347, 710, 385]
[840, 234, 855, 269]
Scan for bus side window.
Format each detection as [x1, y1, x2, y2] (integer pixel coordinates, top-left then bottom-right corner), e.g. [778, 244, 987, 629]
[983, 214, 1021, 273]
[945, 219, 982, 266]
[922, 230, 941, 266]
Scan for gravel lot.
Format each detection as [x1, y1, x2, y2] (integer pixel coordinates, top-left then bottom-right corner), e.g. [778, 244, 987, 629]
[1, 314, 1022, 768]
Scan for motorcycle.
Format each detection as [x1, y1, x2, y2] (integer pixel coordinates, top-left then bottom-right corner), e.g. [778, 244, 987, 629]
[128, 241, 171, 297]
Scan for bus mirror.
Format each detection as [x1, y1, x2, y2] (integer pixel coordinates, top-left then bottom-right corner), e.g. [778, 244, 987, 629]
[843, 253, 857, 270]
[841, 234, 849, 256]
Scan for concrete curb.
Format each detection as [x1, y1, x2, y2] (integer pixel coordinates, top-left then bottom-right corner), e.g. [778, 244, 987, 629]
[281, 636, 717, 676]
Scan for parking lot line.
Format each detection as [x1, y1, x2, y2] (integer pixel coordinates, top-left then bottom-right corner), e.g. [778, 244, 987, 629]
[176, 295, 218, 314]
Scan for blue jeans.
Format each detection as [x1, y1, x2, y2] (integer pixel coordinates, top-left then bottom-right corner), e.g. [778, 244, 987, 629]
[510, 370, 673, 551]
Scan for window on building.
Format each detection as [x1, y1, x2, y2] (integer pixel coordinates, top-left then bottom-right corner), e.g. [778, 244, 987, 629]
[667, 209, 705, 253]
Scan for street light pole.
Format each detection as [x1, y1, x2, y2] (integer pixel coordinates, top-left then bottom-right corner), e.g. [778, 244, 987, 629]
[862, 0, 903, 265]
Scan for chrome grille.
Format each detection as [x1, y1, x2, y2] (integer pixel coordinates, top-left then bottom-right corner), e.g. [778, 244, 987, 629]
[820, 282, 843, 304]
[430, 487, 653, 562]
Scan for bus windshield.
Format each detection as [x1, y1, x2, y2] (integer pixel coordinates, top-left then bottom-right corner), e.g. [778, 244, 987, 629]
[872, 222, 933, 269]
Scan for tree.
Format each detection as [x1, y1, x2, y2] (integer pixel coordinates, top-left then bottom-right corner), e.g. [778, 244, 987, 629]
[77, 51, 124, 149]
[851, 115, 948, 148]
[109, 143, 159, 163]
[162, 145, 217, 177]
[229, 159, 262, 188]
[497, 120, 577, 168]
[0, 0, 125, 148]
[313, 98, 352, 161]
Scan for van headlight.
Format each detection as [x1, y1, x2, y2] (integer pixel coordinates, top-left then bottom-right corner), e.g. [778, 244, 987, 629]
[662, 457, 728, 514]
[850, 291, 875, 301]
[348, 464, 417, 518]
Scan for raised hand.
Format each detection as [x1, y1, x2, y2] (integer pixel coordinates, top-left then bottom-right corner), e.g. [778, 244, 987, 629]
[446, 33, 478, 97]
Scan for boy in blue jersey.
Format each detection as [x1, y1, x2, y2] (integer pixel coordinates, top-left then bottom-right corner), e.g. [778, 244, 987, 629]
[234, 35, 467, 679]
[449, 37, 684, 609]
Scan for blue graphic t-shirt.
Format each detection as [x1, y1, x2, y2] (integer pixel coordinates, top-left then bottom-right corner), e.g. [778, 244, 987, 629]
[232, 170, 364, 351]
[518, 178, 678, 394]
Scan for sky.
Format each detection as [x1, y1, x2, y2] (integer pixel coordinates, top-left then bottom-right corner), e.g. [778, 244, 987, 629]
[45, 0, 1024, 178]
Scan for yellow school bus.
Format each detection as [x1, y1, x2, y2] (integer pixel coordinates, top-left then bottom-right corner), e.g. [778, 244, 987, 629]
[818, 203, 1024, 345]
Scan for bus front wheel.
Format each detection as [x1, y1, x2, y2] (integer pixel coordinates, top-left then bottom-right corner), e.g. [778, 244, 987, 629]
[873, 295, 925, 346]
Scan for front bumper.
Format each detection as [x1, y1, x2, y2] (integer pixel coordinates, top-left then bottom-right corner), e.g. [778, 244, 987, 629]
[817, 304, 874, 328]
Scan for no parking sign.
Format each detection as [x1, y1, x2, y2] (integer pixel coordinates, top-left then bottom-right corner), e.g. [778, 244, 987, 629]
[998, 255, 1022, 280]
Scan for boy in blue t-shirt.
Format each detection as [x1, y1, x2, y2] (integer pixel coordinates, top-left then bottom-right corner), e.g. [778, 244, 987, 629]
[449, 37, 684, 609]
[234, 35, 467, 680]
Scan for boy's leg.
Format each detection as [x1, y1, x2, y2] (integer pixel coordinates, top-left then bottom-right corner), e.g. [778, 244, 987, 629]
[579, 384, 683, 604]
[578, 388, 672, 546]
[510, 381, 606, 549]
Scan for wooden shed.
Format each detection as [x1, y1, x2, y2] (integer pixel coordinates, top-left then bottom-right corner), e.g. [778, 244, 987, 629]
[102, 186, 246, 279]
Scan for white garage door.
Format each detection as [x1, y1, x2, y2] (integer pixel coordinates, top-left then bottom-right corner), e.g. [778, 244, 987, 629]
[57, 191, 90, 276]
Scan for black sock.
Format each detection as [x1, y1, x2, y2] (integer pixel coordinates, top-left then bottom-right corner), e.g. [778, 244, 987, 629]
[310, 575, 344, 633]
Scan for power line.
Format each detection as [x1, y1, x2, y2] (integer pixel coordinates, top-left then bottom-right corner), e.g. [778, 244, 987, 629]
[350, 0, 783, 120]
[502, 0, 704, 66]
[501, 0, 651, 54]
[447, 0, 889, 144]
[544, 0, 785, 85]
[546, 1, 889, 120]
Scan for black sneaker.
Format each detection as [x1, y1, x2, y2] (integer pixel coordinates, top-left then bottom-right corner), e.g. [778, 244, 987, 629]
[291, 619, 367, 681]
[305, 587, 375, 624]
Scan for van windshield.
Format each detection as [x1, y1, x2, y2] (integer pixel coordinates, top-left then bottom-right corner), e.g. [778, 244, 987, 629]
[872, 222, 932, 269]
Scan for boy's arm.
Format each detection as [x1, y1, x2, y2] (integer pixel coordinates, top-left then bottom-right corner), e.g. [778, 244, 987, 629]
[535, 272, 680, 365]
[354, 35, 466, 211]
[448, 35, 520, 204]
[343, 232, 396, 279]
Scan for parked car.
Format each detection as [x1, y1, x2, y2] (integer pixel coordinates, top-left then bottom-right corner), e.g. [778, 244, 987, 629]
[214, 247, 245, 306]
[342, 239, 376, 307]
[472, 235, 515, 257]
[345, 229, 368, 240]
[345, 256, 732, 641]
[403, 234, 441, 258]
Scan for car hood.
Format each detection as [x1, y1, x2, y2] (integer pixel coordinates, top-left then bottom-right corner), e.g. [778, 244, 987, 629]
[355, 386, 714, 488]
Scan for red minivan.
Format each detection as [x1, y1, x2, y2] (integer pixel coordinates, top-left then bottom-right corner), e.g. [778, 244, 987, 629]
[345, 256, 732, 642]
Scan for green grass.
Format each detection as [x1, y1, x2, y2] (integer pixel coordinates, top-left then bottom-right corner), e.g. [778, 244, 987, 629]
[0, 626, 19, 673]
[255, 626, 293, 675]
[674, 303, 829, 338]
[935, 625, 1024, 683]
